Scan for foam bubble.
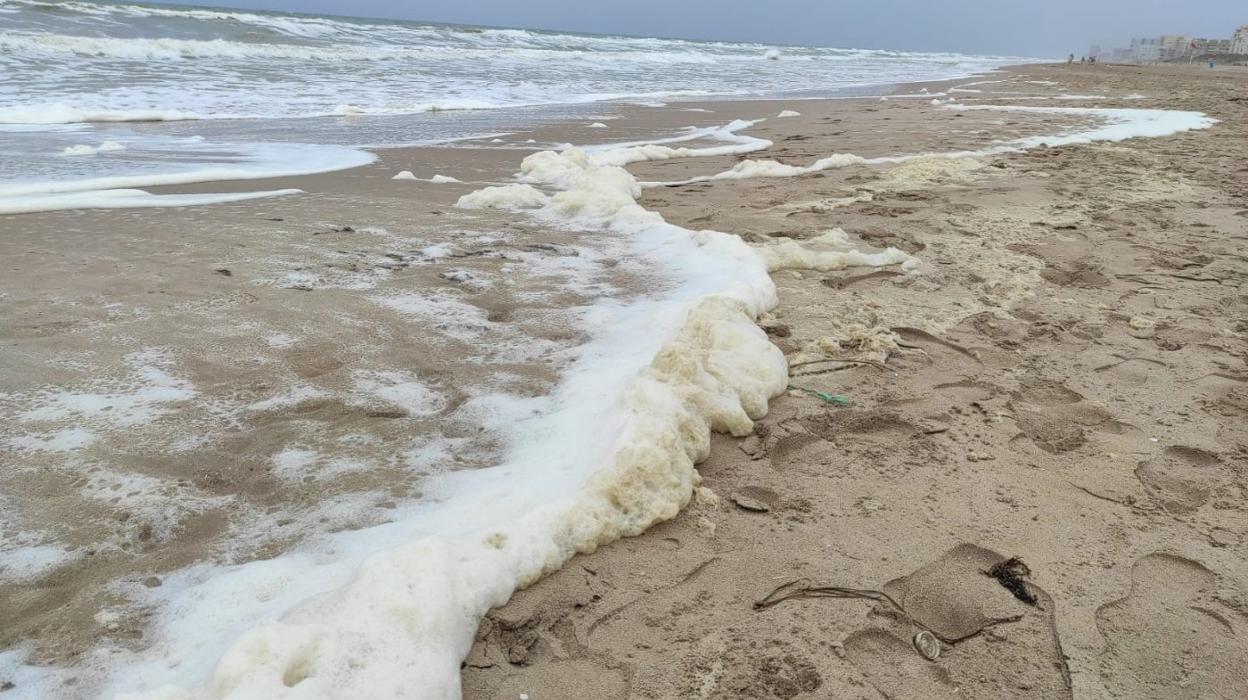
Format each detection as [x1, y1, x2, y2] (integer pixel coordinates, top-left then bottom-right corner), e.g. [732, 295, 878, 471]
[371, 290, 492, 342]
[0, 544, 78, 583]
[455, 183, 549, 210]
[0, 188, 302, 215]
[5, 427, 96, 453]
[270, 448, 321, 481]
[62, 140, 126, 155]
[349, 370, 446, 418]
[246, 385, 331, 414]
[759, 228, 918, 272]
[15, 350, 195, 428]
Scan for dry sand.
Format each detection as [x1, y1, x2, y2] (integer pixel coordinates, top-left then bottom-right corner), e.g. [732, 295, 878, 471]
[462, 64, 1248, 699]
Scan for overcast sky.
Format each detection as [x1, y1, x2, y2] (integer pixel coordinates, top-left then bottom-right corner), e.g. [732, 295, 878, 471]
[150, 0, 1246, 57]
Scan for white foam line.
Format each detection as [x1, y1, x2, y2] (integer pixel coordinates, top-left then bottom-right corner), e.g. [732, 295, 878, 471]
[0, 146, 372, 199]
[0, 142, 373, 215]
[643, 106, 1215, 187]
[579, 118, 770, 156]
[954, 105, 1216, 147]
[79, 121, 787, 700]
[957, 78, 1016, 87]
[0, 105, 203, 125]
[967, 94, 1109, 101]
[355, 132, 515, 150]
[0, 188, 303, 215]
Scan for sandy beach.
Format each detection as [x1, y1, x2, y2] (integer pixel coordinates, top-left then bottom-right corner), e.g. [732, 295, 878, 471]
[3, 60, 1246, 698]
[460, 64, 1248, 699]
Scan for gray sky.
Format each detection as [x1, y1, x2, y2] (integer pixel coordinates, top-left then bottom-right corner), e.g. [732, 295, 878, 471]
[151, 0, 1246, 57]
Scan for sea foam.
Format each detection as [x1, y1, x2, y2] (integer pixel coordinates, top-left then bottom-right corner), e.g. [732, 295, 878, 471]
[0, 141, 373, 214]
[98, 120, 786, 700]
[647, 106, 1215, 187]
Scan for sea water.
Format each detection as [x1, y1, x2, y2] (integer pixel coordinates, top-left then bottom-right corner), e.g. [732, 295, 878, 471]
[0, 0, 1031, 213]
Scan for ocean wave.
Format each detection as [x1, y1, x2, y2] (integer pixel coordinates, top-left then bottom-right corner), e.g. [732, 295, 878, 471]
[0, 0, 353, 39]
[0, 104, 202, 125]
[0, 31, 401, 61]
[0, 1, 1037, 135]
[0, 85, 728, 124]
[0, 30, 760, 66]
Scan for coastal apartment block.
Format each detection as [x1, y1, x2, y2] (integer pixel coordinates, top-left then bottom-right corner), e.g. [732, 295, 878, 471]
[1123, 24, 1248, 62]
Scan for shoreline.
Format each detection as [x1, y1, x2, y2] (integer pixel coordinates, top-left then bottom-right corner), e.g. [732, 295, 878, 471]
[0, 64, 1037, 218]
[2, 62, 1245, 697]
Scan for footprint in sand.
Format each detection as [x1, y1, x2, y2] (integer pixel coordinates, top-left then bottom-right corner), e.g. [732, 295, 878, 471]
[844, 628, 960, 699]
[1134, 446, 1224, 514]
[800, 409, 917, 442]
[1008, 378, 1129, 454]
[1039, 262, 1111, 289]
[1212, 385, 1248, 418]
[767, 432, 825, 467]
[1096, 553, 1248, 699]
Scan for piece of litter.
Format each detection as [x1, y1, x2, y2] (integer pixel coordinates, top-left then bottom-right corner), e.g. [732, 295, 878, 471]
[984, 556, 1037, 606]
[789, 385, 849, 406]
[913, 631, 941, 660]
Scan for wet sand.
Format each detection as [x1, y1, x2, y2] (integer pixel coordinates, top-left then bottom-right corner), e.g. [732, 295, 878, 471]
[462, 64, 1248, 699]
[0, 135, 662, 670]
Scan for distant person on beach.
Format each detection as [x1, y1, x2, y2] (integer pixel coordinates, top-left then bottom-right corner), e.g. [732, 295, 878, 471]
[1080, 56, 1086, 64]
[1068, 54, 1075, 64]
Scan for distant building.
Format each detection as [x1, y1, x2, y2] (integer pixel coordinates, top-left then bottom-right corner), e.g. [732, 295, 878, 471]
[1121, 25, 1247, 63]
[1130, 37, 1162, 63]
[1233, 25, 1248, 55]
[1158, 35, 1192, 60]
[1191, 38, 1232, 56]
